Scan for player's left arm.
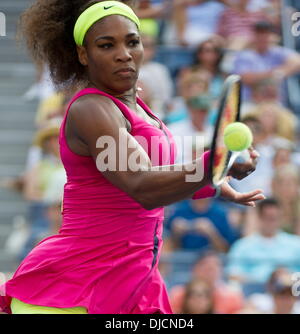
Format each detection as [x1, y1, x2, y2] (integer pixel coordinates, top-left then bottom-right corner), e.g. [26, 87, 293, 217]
[220, 180, 265, 207]
[189, 147, 264, 204]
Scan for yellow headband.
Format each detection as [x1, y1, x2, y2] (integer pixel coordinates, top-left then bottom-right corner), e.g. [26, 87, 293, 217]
[73, 1, 140, 46]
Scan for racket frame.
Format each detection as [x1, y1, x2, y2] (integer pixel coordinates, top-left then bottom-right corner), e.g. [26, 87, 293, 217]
[209, 74, 242, 186]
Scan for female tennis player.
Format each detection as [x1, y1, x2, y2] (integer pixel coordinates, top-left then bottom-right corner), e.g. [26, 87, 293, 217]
[0, 0, 264, 314]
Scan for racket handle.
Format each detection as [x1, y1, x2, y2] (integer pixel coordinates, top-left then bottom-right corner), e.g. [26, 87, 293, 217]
[235, 150, 250, 163]
[228, 150, 250, 170]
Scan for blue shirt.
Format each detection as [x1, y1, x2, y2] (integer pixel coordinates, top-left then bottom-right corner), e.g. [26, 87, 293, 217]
[186, 1, 225, 35]
[226, 232, 300, 284]
[233, 46, 295, 101]
[165, 200, 239, 250]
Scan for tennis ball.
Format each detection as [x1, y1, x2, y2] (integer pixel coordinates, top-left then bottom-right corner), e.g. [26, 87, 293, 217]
[224, 122, 253, 152]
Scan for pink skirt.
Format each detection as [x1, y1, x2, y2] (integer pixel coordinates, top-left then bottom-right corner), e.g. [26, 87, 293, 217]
[0, 219, 173, 314]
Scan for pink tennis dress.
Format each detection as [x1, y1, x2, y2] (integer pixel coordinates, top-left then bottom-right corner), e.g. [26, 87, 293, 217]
[0, 88, 215, 314]
[0, 88, 178, 314]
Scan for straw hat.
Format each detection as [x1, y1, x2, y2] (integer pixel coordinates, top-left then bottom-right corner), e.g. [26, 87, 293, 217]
[33, 118, 62, 148]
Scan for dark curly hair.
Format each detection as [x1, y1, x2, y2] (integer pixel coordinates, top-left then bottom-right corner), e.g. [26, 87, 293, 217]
[19, 0, 137, 89]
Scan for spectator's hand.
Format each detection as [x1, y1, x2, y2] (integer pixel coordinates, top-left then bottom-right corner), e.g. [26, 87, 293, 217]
[228, 147, 259, 180]
[194, 218, 218, 238]
[172, 218, 190, 235]
[0, 176, 24, 192]
[220, 177, 265, 207]
[271, 67, 286, 81]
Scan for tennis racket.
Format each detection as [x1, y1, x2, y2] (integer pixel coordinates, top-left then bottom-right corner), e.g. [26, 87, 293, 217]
[209, 74, 250, 186]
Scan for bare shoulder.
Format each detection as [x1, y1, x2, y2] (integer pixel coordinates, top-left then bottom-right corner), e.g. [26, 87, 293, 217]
[70, 94, 132, 134]
[69, 94, 123, 125]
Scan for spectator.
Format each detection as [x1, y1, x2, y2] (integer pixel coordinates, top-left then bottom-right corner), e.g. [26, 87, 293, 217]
[23, 119, 63, 202]
[173, 0, 226, 46]
[226, 198, 300, 285]
[135, 0, 168, 38]
[139, 33, 173, 120]
[178, 38, 227, 125]
[252, 102, 297, 142]
[167, 90, 213, 164]
[169, 251, 244, 314]
[43, 168, 67, 235]
[167, 69, 211, 125]
[217, 0, 266, 50]
[233, 21, 300, 104]
[34, 91, 65, 128]
[230, 114, 274, 197]
[266, 268, 299, 314]
[169, 96, 213, 163]
[20, 119, 64, 259]
[26, 90, 76, 173]
[247, 0, 282, 31]
[244, 268, 300, 314]
[242, 114, 265, 147]
[240, 78, 281, 115]
[237, 138, 298, 236]
[34, 87, 78, 128]
[165, 198, 239, 252]
[272, 139, 297, 169]
[181, 278, 215, 314]
[271, 164, 300, 235]
[23, 62, 56, 102]
[230, 104, 298, 197]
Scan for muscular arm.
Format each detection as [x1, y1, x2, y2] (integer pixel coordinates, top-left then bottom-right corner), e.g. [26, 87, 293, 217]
[173, 0, 189, 44]
[69, 95, 210, 210]
[240, 70, 273, 86]
[276, 53, 300, 77]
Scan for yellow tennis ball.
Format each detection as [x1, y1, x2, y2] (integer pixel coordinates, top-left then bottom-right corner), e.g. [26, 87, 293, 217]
[224, 122, 253, 152]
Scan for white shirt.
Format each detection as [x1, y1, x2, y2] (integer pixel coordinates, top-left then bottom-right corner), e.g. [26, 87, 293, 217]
[167, 119, 213, 164]
[248, 293, 300, 314]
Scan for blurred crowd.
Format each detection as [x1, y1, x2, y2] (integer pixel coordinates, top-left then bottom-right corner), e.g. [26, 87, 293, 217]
[1, 0, 300, 314]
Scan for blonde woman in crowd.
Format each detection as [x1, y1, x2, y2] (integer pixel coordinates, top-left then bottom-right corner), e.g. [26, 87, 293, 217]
[271, 164, 300, 235]
[250, 102, 297, 142]
[181, 278, 215, 314]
